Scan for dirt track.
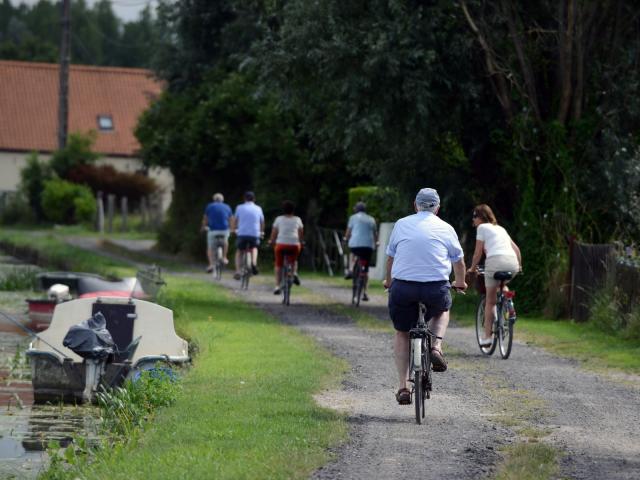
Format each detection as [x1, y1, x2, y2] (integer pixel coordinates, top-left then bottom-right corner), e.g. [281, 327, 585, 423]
[213, 274, 640, 480]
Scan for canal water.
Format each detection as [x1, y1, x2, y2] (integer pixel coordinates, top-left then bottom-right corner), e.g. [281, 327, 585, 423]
[0, 255, 100, 479]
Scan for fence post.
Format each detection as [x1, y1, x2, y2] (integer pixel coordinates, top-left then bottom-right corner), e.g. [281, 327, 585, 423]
[120, 196, 128, 232]
[96, 191, 104, 233]
[316, 229, 333, 276]
[140, 196, 149, 229]
[107, 194, 115, 233]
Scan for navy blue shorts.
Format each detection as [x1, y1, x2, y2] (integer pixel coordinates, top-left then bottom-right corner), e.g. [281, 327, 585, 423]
[236, 236, 259, 250]
[388, 280, 452, 332]
[350, 247, 373, 272]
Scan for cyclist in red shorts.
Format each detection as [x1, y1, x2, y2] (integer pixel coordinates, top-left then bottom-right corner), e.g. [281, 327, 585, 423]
[268, 200, 304, 295]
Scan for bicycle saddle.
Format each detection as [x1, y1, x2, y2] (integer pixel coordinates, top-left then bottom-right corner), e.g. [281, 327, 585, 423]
[493, 271, 513, 281]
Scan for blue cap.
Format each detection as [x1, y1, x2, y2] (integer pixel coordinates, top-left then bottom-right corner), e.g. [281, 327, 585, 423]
[415, 188, 440, 209]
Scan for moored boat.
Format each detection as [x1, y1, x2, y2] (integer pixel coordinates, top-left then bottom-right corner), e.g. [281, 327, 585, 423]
[27, 296, 188, 403]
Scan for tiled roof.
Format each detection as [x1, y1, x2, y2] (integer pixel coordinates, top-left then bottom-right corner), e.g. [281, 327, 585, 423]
[0, 60, 163, 157]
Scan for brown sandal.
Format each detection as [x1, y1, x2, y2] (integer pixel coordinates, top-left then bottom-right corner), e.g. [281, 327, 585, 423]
[395, 388, 411, 405]
[430, 348, 448, 372]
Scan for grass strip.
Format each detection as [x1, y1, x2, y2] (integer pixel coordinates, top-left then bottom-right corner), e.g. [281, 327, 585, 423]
[53, 276, 348, 479]
[494, 442, 559, 480]
[0, 230, 131, 278]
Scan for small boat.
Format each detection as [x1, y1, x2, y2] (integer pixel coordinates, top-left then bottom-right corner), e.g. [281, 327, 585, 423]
[25, 267, 165, 332]
[26, 295, 188, 403]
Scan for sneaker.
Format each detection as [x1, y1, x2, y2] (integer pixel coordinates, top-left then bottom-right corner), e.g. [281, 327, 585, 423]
[479, 337, 492, 347]
[233, 272, 241, 280]
[293, 274, 301, 286]
[273, 287, 281, 295]
[251, 265, 259, 275]
[206, 266, 213, 273]
[362, 293, 369, 301]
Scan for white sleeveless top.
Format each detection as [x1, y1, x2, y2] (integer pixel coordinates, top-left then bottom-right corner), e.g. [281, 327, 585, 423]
[476, 223, 517, 259]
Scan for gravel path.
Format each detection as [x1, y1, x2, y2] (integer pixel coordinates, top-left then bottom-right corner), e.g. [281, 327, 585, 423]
[57, 238, 640, 479]
[212, 274, 640, 480]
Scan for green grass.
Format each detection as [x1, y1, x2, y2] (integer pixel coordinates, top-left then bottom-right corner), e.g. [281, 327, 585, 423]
[516, 317, 640, 373]
[49, 276, 348, 480]
[494, 442, 559, 480]
[452, 291, 640, 374]
[0, 230, 132, 278]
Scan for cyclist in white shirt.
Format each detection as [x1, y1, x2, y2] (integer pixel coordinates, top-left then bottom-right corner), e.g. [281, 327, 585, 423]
[231, 191, 265, 279]
[466, 204, 522, 346]
[268, 200, 304, 294]
[383, 188, 467, 405]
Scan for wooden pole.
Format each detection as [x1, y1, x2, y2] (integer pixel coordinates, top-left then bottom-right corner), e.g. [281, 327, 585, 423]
[57, 0, 71, 149]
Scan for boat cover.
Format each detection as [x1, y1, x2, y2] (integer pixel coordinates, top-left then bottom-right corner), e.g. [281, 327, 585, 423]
[62, 311, 115, 359]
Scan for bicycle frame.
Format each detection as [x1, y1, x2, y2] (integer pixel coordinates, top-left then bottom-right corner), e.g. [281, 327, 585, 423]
[475, 268, 517, 359]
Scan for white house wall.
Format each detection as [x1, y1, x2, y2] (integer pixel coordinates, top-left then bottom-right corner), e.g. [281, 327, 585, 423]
[0, 151, 173, 212]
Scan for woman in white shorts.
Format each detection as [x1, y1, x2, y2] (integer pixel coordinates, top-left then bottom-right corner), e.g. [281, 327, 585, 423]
[467, 204, 522, 346]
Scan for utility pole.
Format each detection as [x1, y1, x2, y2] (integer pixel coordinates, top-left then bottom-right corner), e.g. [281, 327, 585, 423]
[57, 0, 71, 149]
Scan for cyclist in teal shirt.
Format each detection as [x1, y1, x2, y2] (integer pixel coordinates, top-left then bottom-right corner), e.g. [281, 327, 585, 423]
[344, 202, 378, 301]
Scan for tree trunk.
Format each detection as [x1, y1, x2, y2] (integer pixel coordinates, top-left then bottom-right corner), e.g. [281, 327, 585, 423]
[557, 0, 576, 124]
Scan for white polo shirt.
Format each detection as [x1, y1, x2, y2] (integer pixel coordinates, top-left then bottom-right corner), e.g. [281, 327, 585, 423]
[235, 202, 264, 237]
[386, 211, 464, 282]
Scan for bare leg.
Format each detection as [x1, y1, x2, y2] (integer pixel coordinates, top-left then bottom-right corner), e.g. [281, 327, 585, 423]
[251, 247, 258, 267]
[394, 331, 410, 390]
[206, 247, 213, 268]
[429, 311, 450, 351]
[235, 250, 241, 274]
[223, 241, 229, 263]
[274, 266, 282, 288]
[484, 285, 499, 338]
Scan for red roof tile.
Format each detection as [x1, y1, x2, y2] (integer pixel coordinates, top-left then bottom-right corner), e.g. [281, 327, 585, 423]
[0, 60, 163, 157]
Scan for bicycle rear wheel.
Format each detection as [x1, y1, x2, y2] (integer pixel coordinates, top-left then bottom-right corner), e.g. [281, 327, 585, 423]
[215, 246, 223, 280]
[351, 262, 361, 305]
[498, 302, 514, 359]
[241, 252, 251, 290]
[282, 265, 291, 306]
[476, 295, 496, 355]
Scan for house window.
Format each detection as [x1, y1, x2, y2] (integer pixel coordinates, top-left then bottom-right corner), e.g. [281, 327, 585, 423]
[97, 115, 114, 131]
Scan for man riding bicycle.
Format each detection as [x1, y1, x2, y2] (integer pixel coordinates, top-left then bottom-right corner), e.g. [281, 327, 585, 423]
[383, 188, 467, 405]
[231, 191, 265, 280]
[201, 192, 233, 273]
[344, 201, 378, 301]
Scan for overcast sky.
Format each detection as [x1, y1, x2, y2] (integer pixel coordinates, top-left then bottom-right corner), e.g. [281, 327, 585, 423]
[13, 0, 160, 23]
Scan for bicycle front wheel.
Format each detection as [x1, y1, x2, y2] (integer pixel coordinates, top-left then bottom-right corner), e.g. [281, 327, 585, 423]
[498, 302, 514, 359]
[476, 295, 496, 355]
[414, 370, 424, 424]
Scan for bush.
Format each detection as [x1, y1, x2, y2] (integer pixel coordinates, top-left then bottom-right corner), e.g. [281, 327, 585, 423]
[49, 131, 100, 178]
[41, 179, 96, 224]
[19, 152, 53, 221]
[0, 193, 35, 225]
[66, 164, 157, 203]
[347, 186, 406, 222]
